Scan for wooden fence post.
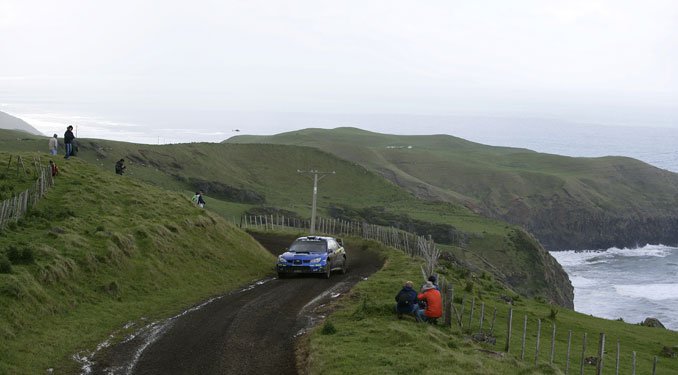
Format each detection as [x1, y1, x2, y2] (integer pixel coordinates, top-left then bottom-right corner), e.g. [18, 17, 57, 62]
[479, 302, 485, 332]
[631, 351, 636, 375]
[459, 295, 465, 329]
[535, 318, 542, 365]
[566, 330, 572, 374]
[444, 286, 452, 327]
[505, 308, 513, 353]
[652, 356, 657, 375]
[580, 333, 587, 375]
[467, 296, 475, 332]
[596, 333, 605, 375]
[614, 339, 619, 375]
[521, 315, 528, 360]
[550, 323, 556, 365]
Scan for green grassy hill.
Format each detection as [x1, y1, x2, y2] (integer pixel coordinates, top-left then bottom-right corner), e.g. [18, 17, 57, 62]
[225, 127, 678, 250]
[1, 132, 675, 374]
[0, 130, 574, 309]
[306, 239, 678, 374]
[0, 152, 275, 374]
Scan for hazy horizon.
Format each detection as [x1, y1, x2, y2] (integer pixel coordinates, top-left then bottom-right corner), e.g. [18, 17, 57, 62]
[2, 0, 677, 144]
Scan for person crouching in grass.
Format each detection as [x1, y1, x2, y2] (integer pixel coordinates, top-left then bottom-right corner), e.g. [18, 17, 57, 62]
[416, 281, 442, 323]
[395, 281, 418, 319]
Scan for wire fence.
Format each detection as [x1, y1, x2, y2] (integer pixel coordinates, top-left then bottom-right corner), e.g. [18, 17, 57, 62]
[0, 158, 54, 230]
[240, 213, 666, 374]
[239, 213, 441, 258]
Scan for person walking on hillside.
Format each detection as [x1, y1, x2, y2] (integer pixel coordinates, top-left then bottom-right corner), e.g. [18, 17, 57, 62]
[197, 191, 206, 208]
[394, 281, 418, 319]
[191, 192, 200, 205]
[48, 134, 58, 155]
[115, 159, 126, 175]
[415, 281, 442, 323]
[64, 125, 75, 159]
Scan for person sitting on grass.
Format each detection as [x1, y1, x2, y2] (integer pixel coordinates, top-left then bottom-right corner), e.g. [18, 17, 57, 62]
[416, 281, 442, 323]
[395, 280, 418, 319]
[49, 160, 59, 177]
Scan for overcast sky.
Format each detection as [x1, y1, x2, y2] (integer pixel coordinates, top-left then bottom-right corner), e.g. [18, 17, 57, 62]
[1, 0, 677, 143]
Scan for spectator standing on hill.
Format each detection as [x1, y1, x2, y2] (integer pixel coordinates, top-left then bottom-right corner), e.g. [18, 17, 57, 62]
[191, 192, 200, 205]
[64, 125, 75, 159]
[416, 281, 442, 323]
[48, 134, 58, 155]
[49, 160, 59, 177]
[115, 159, 126, 175]
[198, 191, 206, 208]
[394, 281, 418, 319]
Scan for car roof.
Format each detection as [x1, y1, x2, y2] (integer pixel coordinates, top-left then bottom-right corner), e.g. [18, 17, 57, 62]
[294, 236, 336, 242]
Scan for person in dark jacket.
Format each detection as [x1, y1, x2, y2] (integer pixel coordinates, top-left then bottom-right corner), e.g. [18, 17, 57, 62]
[197, 191, 206, 208]
[426, 275, 439, 290]
[64, 125, 75, 159]
[115, 159, 126, 175]
[394, 281, 418, 319]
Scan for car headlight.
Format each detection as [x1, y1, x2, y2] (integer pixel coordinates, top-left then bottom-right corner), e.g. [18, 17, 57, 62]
[309, 257, 323, 264]
[278, 256, 288, 264]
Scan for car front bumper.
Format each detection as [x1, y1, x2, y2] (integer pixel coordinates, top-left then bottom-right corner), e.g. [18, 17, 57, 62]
[277, 264, 328, 274]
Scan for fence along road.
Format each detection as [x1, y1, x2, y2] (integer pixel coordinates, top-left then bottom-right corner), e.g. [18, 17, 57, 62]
[0, 155, 54, 230]
[243, 213, 666, 375]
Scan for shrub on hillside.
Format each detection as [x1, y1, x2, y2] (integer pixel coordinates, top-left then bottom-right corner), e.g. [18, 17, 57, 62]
[6, 244, 34, 264]
[0, 256, 12, 274]
[321, 321, 337, 335]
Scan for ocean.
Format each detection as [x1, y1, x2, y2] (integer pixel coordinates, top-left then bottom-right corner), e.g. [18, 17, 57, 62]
[550, 245, 678, 330]
[463, 124, 678, 330]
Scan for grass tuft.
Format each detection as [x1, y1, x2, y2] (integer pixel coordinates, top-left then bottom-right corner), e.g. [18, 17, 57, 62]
[321, 321, 337, 335]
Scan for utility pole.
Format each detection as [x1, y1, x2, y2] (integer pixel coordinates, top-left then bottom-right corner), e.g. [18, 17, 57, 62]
[297, 169, 335, 234]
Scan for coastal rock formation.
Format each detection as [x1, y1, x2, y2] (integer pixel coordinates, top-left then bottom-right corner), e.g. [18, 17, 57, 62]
[641, 317, 666, 329]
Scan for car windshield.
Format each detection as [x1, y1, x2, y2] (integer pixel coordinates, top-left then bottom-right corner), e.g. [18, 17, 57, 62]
[289, 241, 327, 253]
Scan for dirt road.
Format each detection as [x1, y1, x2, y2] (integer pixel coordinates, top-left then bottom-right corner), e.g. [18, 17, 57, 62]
[87, 233, 383, 375]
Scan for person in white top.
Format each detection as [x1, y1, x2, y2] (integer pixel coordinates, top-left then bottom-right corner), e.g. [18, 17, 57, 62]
[48, 134, 58, 155]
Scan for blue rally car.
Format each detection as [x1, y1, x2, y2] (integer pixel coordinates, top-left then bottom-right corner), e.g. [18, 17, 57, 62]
[277, 236, 348, 279]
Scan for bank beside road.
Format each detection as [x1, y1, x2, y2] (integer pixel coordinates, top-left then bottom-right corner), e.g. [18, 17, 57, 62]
[88, 233, 384, 375]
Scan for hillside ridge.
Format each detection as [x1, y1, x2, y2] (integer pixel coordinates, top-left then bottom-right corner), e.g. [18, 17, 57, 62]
[226, 127, 678, 250]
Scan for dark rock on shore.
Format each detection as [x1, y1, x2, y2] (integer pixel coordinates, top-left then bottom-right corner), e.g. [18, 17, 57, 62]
[641, 317, 666, 329]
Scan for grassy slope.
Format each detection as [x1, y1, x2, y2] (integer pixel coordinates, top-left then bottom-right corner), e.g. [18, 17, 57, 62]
[0, 153, 275, 374]
[225, 127, 678, 250]
[307, 240, 678, 374]
[0, 130, 572, 307]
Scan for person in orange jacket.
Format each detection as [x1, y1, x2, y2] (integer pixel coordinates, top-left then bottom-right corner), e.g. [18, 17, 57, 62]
[416, 281, 442, 322]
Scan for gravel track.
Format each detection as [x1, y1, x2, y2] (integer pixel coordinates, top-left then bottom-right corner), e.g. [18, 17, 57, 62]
[87, 233, 382, 375]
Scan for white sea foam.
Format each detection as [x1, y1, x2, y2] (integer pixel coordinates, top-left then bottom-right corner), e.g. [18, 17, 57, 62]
[614, 283, 678, 301]
[549, 250, 607, 267]
[606, 244, 674, 258]
[568, 275, 599, 288]
[551, 244, 676, 268]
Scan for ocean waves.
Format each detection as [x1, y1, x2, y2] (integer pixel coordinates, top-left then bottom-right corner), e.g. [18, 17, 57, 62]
[551, 244, 678, 330]
[614, 283, 678, 301]
[551, 244, 674, 268]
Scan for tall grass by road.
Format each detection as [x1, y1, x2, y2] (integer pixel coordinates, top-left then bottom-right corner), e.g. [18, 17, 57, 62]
[0, 155, 275, 374]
